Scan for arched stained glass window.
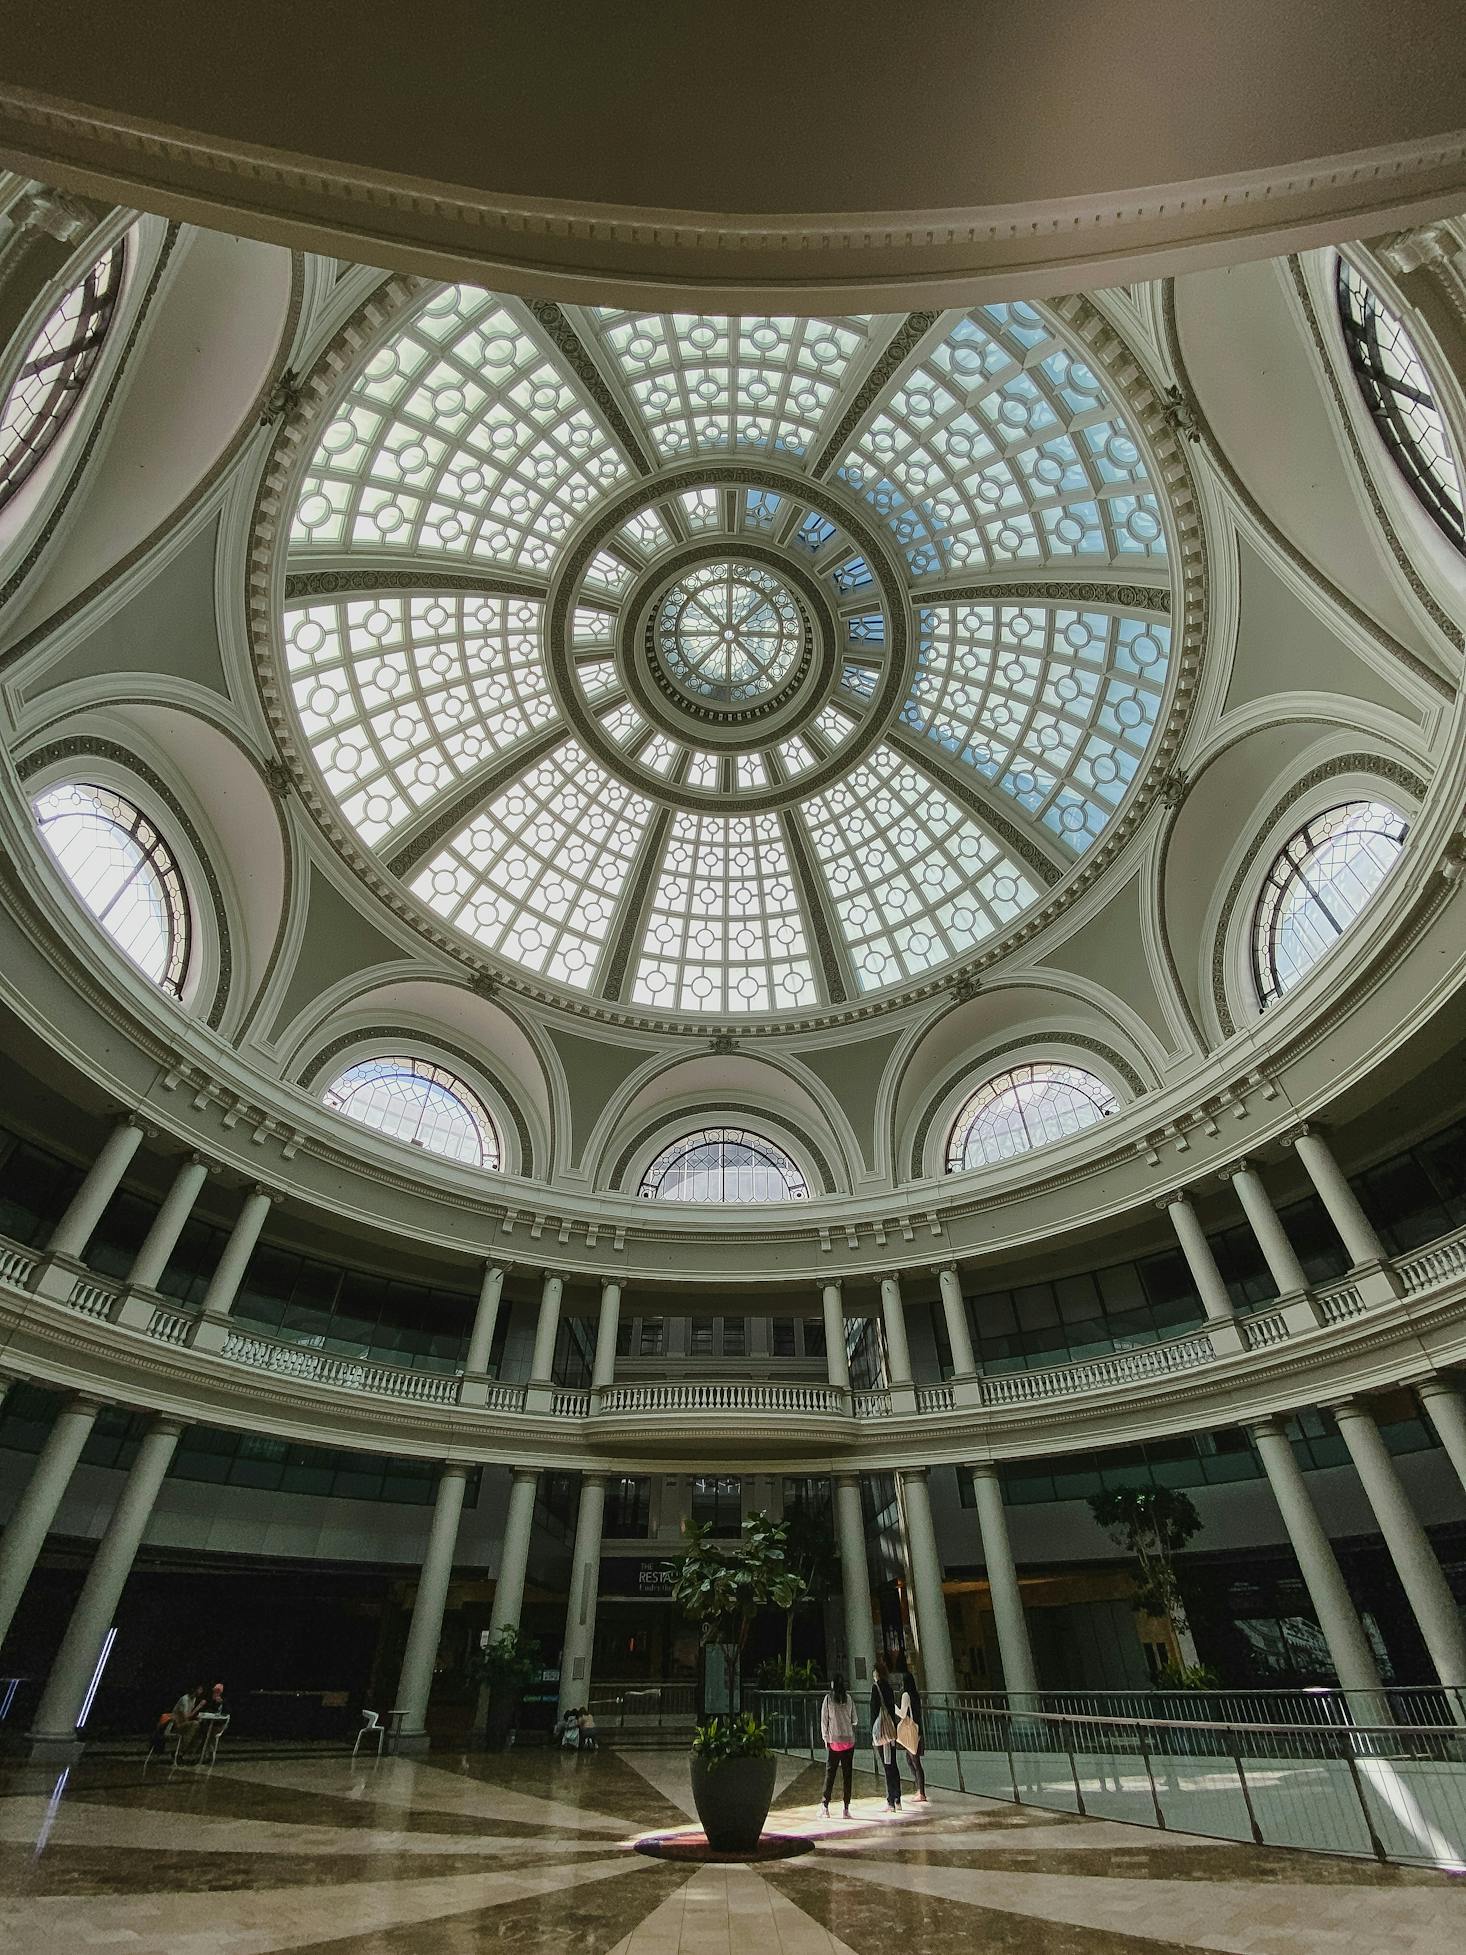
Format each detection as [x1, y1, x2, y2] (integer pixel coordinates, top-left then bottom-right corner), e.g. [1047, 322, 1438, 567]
[1337, 259, 1463, 553]
[1, 238, 125, 512]
[1252, 799, 1407, 1008]
[638, 1127, 809, 1202]
[322, 1055, 501, 1168]
[946, 1061, 1119, 1172]
[34, 781, 191, 996]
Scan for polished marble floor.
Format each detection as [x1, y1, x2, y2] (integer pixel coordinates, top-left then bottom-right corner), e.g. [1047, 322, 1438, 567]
[0, 1744, 1462, 1953]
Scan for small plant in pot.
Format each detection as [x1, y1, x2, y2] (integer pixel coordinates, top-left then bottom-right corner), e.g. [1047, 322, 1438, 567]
[671, 1512, 804, 1849]
[470, 1626, 541, 1752]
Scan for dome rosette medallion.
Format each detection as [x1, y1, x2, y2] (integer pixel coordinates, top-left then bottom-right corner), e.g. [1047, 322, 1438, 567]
[250, 279, 1203, 1027]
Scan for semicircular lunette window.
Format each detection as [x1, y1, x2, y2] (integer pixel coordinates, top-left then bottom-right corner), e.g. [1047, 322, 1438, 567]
[638, 1126, 809, 1202]
[1337, 259, 1463, 553]
[322, 1055, 501, 1168]
[34, 781, 191, 996]
[946, 1060, 1119, 1172]
[1252, 799, 1408, 1008]
[0, 237, 125, 513]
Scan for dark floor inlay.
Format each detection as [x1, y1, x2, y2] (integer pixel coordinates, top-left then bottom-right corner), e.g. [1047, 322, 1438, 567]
[635, 1829, 815, 1863]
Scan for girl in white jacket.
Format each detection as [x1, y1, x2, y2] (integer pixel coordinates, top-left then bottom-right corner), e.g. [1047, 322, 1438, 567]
[819, 1673, 858, 1817]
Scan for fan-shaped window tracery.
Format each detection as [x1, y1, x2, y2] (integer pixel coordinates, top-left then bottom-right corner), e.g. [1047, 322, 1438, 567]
[638, 1127, 809, 1202]
[946, 1060, 1119, 1172]
[322, 1054, 501, 1167]
[0, 237, 125, 512]
[1252, 799, 1408, 1008]
[33, 780, 191, 996]
[1337, 260, 1463, 553]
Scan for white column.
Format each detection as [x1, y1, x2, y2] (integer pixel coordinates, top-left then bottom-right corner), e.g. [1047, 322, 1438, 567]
[1248, 1416, 1388, 1710]
[898, 1467, 957, 1695]
[464, 1263, 506, 1376]
[45, 1117, 144, 1261]
[557, 1473, 605, 1715]
[1418, 1378, 1466, 1498]
[394, 1462, 469, 1748]
[1230, 1161, 1311, 1298]
[590, 1279, 621, 1394]
[190, 1187, 274, 1350]
[833, 1472, 877, 1688]
[879, 1273, 914, 1412]
[29, 1416, 181, 1759]
[488, 1467, 541, 1635]
[970, 1462, 1039, 1703]
[937, 1264, 978, 1378]
[1332, 1398, 1466, 1693]
[1293, 1130, 1389, 1268]
[0, 1397, 101, 1651]
[126, 1154, 209, 1292]
[1164, 1193, 1235, 1321]
[529, 1271, 563, 1385]
[821, 1282, 850, 1393]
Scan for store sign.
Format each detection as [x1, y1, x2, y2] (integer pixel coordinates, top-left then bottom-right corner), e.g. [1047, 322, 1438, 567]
[636, 1560, 679, 1597]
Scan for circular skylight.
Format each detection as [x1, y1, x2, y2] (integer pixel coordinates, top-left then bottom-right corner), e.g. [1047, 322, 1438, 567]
[273, 291, 1182, 1019]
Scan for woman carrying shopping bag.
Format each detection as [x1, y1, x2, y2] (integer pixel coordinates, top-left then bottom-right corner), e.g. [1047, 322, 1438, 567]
[896, 1668, 927, 1801]
[870, 1656, 903, 1809]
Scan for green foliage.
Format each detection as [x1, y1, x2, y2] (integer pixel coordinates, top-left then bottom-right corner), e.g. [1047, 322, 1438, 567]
[1086, 1485, 1203, 1637]
[1157, 1661, 1222, 1689]
[755, 1657, 823, 1690]
[691, 1713, 771, 1768]
[672, 1510, 808, 1703]
[470, 1625, 541, 1691]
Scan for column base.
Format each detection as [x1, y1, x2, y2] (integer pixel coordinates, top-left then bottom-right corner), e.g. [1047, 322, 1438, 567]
[523, 1381, 555, 1414]
[1350, 1258, 1405, 1304]
[1276, 1291, 1326, 1333]
[889, 1383, 917, 1416]
[1203, 1313, 1247, 1356]
[457, 1373, 492, 1408]
[113, 1287, 164, 1330]
[27, 1731, 85, 1765]
[25, 1251, 91, 1303]
[189, 1313, 235, 1353]
[951, 1374, 983, 1409]
[391, 1729, 432, 1755]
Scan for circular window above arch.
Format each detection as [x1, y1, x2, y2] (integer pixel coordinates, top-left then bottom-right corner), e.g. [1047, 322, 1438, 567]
[946, 1060, 1120, 1172]
[638, 1126, 809, 1202]
[321, 1054, 502, 1168]
[0, 237, 125, 514]
[260, 286, 1199, 1029]
[33, 780, 192, 997]
[1252, 799, 1408, 1009]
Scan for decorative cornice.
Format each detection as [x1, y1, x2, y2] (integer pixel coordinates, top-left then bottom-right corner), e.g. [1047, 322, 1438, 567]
[283, 567, 546, 603]
[924, 579, 1171, 615]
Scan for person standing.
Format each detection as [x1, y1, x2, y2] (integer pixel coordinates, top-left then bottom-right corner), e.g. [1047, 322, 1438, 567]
[870, 1656, 903, 1809]
[818, 1671, 858, 1818]
[897, 1668, 927, 1802]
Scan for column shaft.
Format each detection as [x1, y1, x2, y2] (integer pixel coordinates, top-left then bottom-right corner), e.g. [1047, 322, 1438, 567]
[937, 1265, 977, 1377]
[899, 1469, 957, 1694]
[127, 1156, 208, 1292]
[557, 1474, 605, 1715]
[529, 1273, 563, 1386]
[821, 1283, 850, 1392]
[1231, 1164, 1310, 1297]
[464, 1263, 505, 1376]
[879, 1275, 912, 1386]
[488, 1468, 541, 1635]
[1419, 1379, 1466, 1499]
[971, 1463, 1039, 1702]
[200, 1188, 273, 1317]
[1166, 1195, 1235, 1321]
[833, 1473, 877, 1688]
[1249, 1417, 1387, 1707]
[46, 1118, 143, 1261]
[0, 1399, 99, 1651]
[394, 1463, 469, 1744]
[1294, 1132, 1388, 1268]
[590, 1279, 621, 1393]
[29, 1418, 181, 1754]
[1333, 1400, 1466, 1691]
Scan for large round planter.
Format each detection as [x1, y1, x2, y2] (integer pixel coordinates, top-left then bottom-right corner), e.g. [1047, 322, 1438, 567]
[688, 1752, 778, 1852]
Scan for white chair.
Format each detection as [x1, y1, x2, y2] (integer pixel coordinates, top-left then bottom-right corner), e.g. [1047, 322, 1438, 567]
[353, 1708, 386, 1762]
[198, 1713, 230, 1765]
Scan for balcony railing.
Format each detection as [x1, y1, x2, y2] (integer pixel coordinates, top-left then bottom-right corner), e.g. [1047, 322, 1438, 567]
[3, 1217, 1465, 1427]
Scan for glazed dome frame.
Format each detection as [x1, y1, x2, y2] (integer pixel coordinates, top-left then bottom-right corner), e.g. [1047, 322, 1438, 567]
[249, 279, 1204, 1034]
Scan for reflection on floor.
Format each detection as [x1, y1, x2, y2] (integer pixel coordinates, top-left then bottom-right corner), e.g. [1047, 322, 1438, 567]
[0, 1745, 1461, 1952]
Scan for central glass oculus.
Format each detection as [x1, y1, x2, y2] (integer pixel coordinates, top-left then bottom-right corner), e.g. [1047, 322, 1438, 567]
[654, 560, 801, 708]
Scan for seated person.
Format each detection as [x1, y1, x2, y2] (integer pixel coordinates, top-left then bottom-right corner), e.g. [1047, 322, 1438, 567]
[171, 1682, 208, 1758]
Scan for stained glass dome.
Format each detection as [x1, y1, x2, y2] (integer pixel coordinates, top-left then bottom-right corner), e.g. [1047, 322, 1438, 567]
[274, 290, 1182, 1019]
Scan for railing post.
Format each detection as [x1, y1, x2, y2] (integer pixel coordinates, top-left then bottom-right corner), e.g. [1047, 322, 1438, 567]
[1342, 1748, 1390, 1863]
[1139, 1733, 1166, 1829]
[1232, 1753, 1264, 1845]
[1067, 1736, 1087, 1816]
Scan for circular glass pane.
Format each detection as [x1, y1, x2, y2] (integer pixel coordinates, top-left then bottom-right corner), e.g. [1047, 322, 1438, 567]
[946, 1061, 1119, 1172]
[1252, 799, 1407, 1007]
[322, 1055, 501, 1168]
[34, 780, 191, 996]
[655, 561, 801, 707]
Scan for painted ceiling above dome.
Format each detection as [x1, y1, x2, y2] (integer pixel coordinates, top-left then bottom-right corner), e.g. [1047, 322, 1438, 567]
[267, 286, 1189, 1020]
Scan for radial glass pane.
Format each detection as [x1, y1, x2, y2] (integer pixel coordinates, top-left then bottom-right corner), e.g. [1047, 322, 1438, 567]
[323, 1055, 500, 1167]
[1253, 800, 1407, 1006]
[34, 781, 190, 995]
[947, 1062, 1120, 1171]
[1, 237, 125, 511]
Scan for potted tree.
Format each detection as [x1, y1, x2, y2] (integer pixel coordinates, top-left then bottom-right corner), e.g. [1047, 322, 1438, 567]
[671, 1511, 805, 1849]
[1087, 1485, 1218, 1685]
[471, 1625, 542, 1751]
